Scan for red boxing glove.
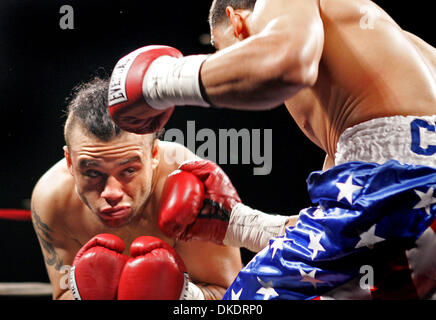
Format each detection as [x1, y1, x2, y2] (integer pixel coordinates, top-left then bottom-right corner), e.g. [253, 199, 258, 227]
[159, 159, 290, 252]
[158, 170, 205, 240]
[159, 159, 241, 244]
[108, 45, 182, 134]
[117, 236, 190, 300]
[69, 234, 129, 300]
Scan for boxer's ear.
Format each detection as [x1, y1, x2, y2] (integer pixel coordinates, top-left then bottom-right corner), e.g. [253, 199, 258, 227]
[151, 139, 160, 171]
[226, 7, 250, 40]
[63, 146, 74, 176]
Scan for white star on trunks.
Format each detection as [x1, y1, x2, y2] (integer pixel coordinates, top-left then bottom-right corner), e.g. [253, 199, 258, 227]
[299, 268, 324, 289]
[231, 288, 243, 300]
[270, 237, 288, 259]
[256, 278, 279, 300]
[308, 231, 326, 260]
[355, 224, 385, 249]
[413, 187, 436, 215]
[313, 206, 326, 218]
[336, 175, 363, 205]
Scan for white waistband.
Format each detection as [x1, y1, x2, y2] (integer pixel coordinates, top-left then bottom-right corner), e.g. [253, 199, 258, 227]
[335, 115, 436, 167]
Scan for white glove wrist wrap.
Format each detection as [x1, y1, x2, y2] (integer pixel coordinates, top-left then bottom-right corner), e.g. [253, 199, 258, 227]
[68, 266, 82, 300]
[143, 55, 211, 110]
[223, 203, 290, 253]
[179, 273, 205, 300]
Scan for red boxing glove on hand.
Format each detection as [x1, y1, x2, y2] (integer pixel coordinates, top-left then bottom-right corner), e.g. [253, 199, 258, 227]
[159, 159, 241, 244]
[159, 159, 290, 252]
[108, 45, 182, 134]
[69, 234, 129, 300]
[117, 236, 191, 300]
[108, 45, 210, 135]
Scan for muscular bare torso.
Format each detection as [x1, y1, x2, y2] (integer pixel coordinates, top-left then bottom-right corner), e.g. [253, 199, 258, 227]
[286, 0, 436, 159]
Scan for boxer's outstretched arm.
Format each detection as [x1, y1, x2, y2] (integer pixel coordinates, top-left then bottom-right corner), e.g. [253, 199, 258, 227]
[159, 159, 298, 253]
[201, 0, 324, 110]
[107, 1, 323, 134]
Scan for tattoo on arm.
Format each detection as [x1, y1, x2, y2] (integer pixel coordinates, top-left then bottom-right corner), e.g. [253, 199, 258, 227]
[31, 209, 64, 271]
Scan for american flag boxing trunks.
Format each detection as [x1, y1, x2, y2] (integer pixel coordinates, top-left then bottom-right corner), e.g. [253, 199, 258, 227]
[223, 116, 436, 300]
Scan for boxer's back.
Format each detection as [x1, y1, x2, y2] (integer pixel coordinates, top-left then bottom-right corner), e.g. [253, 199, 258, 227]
[285, 0, 436, 158]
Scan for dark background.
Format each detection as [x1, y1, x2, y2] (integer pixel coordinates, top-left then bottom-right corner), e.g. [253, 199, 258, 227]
[0, 0, 434, 289]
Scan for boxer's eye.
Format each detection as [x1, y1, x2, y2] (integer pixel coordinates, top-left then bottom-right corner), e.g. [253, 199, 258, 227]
[121, 167, 137, 177]
[83, 170, 102, 178]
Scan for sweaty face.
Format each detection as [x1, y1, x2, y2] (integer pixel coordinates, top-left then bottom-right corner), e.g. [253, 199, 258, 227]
[66, 125, 157, 228]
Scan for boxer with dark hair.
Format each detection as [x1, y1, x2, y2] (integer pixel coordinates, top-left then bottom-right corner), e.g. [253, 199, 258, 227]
[64, 77, 124, 146]
[31, 77, 242, 300]
[108, 0, 436, 299]
[208, 0, 256, 28]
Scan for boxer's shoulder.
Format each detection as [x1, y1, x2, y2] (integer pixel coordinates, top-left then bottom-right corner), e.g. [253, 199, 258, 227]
[156, 140, 200, 179]
[31, 159, 76, 222]
[319, 0, 389, 22]
[152, 140, 200, 206]
[158, 140, 199, 167]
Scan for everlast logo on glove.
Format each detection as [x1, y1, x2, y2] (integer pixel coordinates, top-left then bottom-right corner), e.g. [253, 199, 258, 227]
[107, 46, 183, 135]
[108, 51, 139, 106]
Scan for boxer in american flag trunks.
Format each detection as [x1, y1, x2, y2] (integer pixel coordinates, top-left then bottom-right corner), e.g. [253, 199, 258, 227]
[222, 116, 436, 300]
[106, 0, 436, 299]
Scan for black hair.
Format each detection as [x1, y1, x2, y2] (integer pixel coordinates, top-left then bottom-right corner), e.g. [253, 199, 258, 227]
[64, 76, 122, 146]
[209, 0, 257, 29]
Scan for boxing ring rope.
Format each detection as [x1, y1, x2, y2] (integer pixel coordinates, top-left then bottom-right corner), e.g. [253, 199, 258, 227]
[0, 209, 52, 297]
[0, 283, 52, 296]
[0, 209, 32, 221]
